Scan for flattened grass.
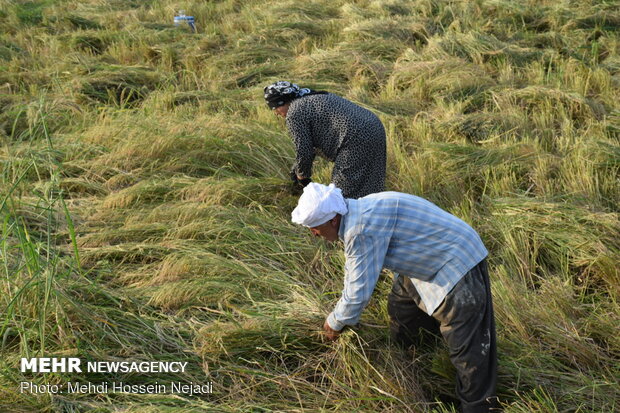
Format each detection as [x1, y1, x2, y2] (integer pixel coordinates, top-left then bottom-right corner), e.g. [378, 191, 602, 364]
[1, 0, 619, 411]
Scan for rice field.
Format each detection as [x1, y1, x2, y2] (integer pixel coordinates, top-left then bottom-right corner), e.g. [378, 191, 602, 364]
[1, 0, 619, 412]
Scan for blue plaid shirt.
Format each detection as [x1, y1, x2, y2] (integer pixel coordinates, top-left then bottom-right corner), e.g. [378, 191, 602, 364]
[327, 192, 488, 331]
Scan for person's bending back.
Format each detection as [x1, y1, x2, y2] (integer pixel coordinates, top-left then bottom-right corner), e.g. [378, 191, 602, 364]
[264, 81, 386, 199]
[291, 183, 499, 413]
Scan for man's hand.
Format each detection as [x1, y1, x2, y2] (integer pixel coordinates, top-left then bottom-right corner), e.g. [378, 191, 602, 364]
[323, 319, 341, 342]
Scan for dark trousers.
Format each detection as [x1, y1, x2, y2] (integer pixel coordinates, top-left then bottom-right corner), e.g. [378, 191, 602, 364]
[387, 260, 498, 413]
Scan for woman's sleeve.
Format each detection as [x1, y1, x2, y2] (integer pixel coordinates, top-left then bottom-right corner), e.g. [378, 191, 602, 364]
[286, 114, 315, 179]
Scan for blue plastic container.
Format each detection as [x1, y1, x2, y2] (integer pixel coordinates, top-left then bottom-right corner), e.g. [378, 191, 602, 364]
[174, 11, 196, 32]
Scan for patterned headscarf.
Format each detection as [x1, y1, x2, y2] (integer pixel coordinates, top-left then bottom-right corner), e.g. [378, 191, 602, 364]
[264, 81, 313, 109]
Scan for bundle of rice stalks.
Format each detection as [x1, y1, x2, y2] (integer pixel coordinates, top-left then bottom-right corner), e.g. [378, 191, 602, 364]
[165, 205, 285, 245]
[293, 48, 365, 84]
[67, 32, 110, 54]
[84, 133, 196, 177]
[102, 177, 195, 209]
[65, 14, 103, 30]
[192, 316, 370, 409]
[340, 3, 378, 21]
[59, 177, 108, 196]
[340, 18, 429, 61]
[233, 60, 291, 88]
[74, 65, 163, 106]
[493, 270, 620, 411]
[216, 42, 293, 69]
[145, 90, 214, 110]
[368, 0, 416, 17]
[203, 41, 293, 87]
[422, 31, 546, 66]
[490, 86, 603, 130]
[343, 18, 429, 46]
[263, 0, 341, 22]
[197, 317, 324, 361]
[500, 276, 618, 367]
[606, 109, 620, 140]
[575, 10, 620, 31]
[77, 223, 168, 249]
[365, 94, 420, 116]
[314, 52, 389, 93]
[141, 42, 183, 71]
[199, 121, 295, 174]
[145, 277, 251, 311]
[151, 251, 243, 283]
[0, 38, 24, 61]
[139, 253, 293, 311]
[3, 1, 47, 27]
[257, 19, 333, 54]
[270, 20, 330, 40]
[520, 31, 568, 53]
[84, 118, 292, 181]
[387, 57, 494, 102]
[195, 301, 424, 410]
[482, 0, 553, 33]
[488, 196, 620, 293]
[339, 37, 407, 62]
[80, 242, 171, 267]
[170, 91, 216, 107]
[45, 14, 104, 32]
[178, 176, 292, 208]
[419, 142, 538, 200]
[0, 95, 81, 141]
[0, 94, 27, 138]
[132, 203, 320, 276]
[602, 55, 620, 77]
[143, 89, 255, 118]
[0, 62, 52, 94]
[437, 112, 524, 143]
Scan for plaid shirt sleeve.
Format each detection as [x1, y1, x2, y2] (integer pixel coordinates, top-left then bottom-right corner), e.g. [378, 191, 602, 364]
[326, 235, 390, 331]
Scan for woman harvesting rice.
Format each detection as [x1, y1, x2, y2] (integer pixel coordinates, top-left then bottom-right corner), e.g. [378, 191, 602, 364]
[264, 81, 386, 199]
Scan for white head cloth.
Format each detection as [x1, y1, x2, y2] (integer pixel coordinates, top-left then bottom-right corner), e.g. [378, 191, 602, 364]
[291, 183, 348, 228]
